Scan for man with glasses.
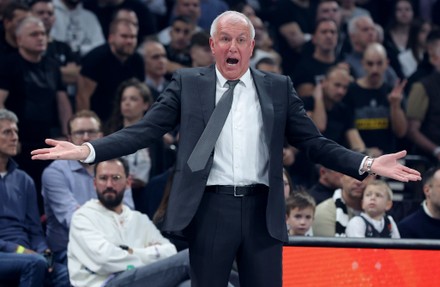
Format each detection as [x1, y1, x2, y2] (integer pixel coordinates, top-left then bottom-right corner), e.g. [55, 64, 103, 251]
[41, 110, 134, 265]
[67, 158, 191, 287]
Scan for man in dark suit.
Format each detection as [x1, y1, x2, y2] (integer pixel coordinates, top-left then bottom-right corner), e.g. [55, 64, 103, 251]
[32, 11, 421, 287]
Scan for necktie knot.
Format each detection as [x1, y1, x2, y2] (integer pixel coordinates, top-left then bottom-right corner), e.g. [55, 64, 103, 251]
[226, 80, 240, 89]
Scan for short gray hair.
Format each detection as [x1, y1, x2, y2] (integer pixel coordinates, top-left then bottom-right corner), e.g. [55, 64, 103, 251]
[0, 109, 18, 123]
[210, 11, 255, 40]
[348, 15, 373, 35]
[15, 16, 44, 37]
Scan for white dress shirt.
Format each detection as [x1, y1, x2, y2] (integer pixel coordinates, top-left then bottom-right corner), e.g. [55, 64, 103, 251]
[206, 68, 269, 186]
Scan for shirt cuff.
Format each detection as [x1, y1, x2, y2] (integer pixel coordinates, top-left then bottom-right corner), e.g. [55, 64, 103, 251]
[80, 142, 96, 163]
[359, 156, 368, 175]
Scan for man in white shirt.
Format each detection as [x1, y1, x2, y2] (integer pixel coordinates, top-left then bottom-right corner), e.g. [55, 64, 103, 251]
[68, 158, 190, 287]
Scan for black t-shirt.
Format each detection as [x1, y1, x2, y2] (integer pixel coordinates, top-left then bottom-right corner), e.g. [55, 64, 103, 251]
[0, 53, 65, 141]
[80, 43, 144, 122]
[343, 82, 398, 153]
[303, 97, 354, 146]
[46, 39, 80, 66]
[291, 57, 336, 89]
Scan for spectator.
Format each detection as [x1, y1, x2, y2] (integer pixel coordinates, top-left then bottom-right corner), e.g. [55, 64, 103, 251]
[313, 174, 374, 237]
[303, 65, 365, 151]
[255, 57, 282, 74]
[50, 0, 105, 57]
[30, 0, 81, 87]
[308, 165, 343, 205]
[67, 158, 191, 287]
[344, 43, 407, 155]
[345, 15, 398, 84]
[383, 0, 415, 79]
[346, 179, 400, 238]
[285, 191, 316, 236]
[283, 167, 294, 199]
[398, 166, 440, 239]
[248, 15, 281, 69]
[0, 2, 30, 55]
[189, 31, 214, 68]
[83, 0, 156, 42]
[42, 110, 134, 265]
[0, 108, 70, 287]
[141, 39, 169, 100]
[76, 19, 144, 123]
[340, 0, 371, 26]
[165, 16, 193, 75]
[106, 79, 152, 209]
[292, 19, 339, 97]
[157, 0, 202, 46]
[406, 29, 440, 163]
[198, 0, 228, 31]
[0, 16, 72, 193]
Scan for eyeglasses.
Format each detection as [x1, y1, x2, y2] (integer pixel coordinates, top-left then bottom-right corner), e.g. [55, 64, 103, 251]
[71, 129, 100, 139]
[97, 174, 124, 183]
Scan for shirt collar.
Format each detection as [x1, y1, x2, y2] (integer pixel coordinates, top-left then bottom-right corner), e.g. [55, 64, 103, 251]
[214, 66, 252, 88]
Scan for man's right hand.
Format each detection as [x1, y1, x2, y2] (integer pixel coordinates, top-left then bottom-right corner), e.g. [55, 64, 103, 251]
[31, 139, 90, 161]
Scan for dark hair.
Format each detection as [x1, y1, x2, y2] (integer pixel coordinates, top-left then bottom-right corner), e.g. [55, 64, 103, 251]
[256, 57, 277, 69]
[313, 18, 338, 35]
[109, 18, 137, 35]
[28, 0, 52, 8]
[426, 27, 440, 45]
[172, 15, 192, 26]
[190, 31, 210, 48]
[386, 0, 414, 31]
[105, 78, 153, 135]
[94, 158, 130, 178]
[2, 2, 29, 21]
[422, 165, 440, 187]
[67, 110, 102, 135]
[285, 191, 316, 215]
[407, 19, 431, 64]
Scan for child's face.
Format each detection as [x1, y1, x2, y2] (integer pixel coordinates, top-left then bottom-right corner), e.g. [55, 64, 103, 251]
[362, 185, 392, 220]
[286, 207, 314, 236]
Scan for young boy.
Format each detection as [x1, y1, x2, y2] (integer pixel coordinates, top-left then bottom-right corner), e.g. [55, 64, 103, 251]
[346, 180, 400, 238]
[285, 192, 316, 236]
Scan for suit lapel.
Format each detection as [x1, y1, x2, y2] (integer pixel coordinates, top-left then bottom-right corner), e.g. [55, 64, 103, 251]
[251, 68, 274, 146]
[197, 66, 217, 125]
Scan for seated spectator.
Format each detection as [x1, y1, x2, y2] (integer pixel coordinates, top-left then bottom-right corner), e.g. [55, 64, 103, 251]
[344, 43, 407, 155]
[0, 2, 30, 55]
[291, 19, 339, 97]
[0, 109, 70, 287]
[76, 19, 144, 123]
[42, 110, 134, 265]
[345, 15, 398, 84]
[285, 191, 316, 236]
[255, 57, 282, 74]
[189, 31, 214, 68]
[346, 179, 400, 238]
[383, 0, 414, 79]
[83, 0, 157, 42]
[50, 0, 105, 57]
[283, 167, 294, 199]
[141, 38, 169, 100]
[308, 164, 343, 205]
[406, 29, 440, 163]
[303, 66, 365, 151]
[313, 174, 374, 237]
[67, 158, 191, 287]
[106, 79, 153, 210]
[165, 16, 193, 75]
[156, 0, 202, 46]
[398, 166, 440, 239]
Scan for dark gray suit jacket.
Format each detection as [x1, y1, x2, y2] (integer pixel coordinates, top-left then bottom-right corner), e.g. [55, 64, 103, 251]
[91, 65, 366, 242]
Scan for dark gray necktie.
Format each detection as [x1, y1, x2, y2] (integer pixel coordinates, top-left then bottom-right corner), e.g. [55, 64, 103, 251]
[187, 80, 240, 172]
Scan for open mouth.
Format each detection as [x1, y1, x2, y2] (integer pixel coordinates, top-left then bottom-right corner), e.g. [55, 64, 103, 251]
[226, 58, 239, 65]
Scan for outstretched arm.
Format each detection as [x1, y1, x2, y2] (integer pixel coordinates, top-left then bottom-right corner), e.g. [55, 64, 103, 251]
[31, 139, 91, 161]
[369, 150, 421, 182]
